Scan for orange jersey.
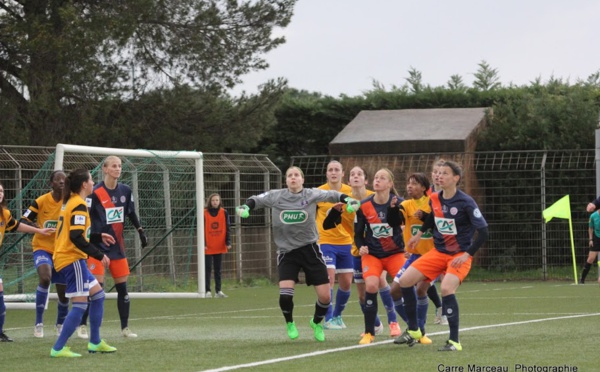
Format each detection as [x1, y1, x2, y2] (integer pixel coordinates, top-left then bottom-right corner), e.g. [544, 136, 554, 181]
[204, 208, 229, 255]
[0, 208, 19, 247]
[401, 195, 434, 255]
[53, 193, 91, 272]
[22, 192, 62, 253]
[316, 183, 353, 245]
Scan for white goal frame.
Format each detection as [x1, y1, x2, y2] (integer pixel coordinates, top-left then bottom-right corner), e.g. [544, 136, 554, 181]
[54, 143, 206, 298]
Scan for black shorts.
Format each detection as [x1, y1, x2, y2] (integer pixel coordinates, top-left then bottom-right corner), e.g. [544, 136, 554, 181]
[277, 243, 329, 286]
[591, 236, 600, 252]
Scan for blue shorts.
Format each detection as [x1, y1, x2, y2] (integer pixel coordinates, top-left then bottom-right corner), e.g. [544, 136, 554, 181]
[393, 254, 421, 283]
[353, 255, 364, 283]
[60, 259, 99, 298]
[320, 243, 353, 273]
[33, 250, 66, 285]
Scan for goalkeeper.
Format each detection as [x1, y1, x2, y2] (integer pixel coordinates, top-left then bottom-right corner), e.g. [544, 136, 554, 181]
[236, 166, 360, 342]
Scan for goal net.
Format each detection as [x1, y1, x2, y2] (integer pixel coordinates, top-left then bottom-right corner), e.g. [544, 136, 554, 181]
[3, 144, 206, 306]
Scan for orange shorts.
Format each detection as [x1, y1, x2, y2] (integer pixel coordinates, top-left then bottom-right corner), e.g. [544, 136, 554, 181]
[361, 253, 406, 280]
[410, 249, 472, 283]
[87, 257, 130, 278]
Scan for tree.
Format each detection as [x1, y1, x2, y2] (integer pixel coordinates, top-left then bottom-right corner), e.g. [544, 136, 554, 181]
[0, 0, 296, 145]
[473, 60, 501, 91]
[447, 74, 467, 92]
[405, 66, 424, 94]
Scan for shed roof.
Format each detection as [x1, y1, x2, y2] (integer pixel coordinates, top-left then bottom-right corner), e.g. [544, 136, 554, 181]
[329, 107, 488, 155]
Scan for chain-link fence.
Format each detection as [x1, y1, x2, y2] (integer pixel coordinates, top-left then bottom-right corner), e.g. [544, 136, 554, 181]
[292, 150, 597, 281]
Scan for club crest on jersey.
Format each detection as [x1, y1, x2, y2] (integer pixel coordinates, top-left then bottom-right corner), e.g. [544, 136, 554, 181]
[473, 208, 482, 218]
[280, 210, 308, 224]
[300, 199, 309, 207]
[106, 207, 124, 224]
[120, 195, 126, 203]
[435, 217, 457, 235]
[450, 207, 458, 215]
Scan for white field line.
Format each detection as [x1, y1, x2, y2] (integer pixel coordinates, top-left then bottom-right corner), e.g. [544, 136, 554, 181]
[199, 312, 600, 372]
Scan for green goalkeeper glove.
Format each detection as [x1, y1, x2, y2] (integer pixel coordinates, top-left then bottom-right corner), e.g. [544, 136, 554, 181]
[236, 205, 250, 218]
[345, 197, 361, 213]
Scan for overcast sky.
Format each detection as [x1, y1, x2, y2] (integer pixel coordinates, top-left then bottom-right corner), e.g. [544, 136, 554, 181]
[232, 0, 600, 97]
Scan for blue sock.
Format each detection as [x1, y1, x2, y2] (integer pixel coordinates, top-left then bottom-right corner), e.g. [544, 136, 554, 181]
[363, 292, 378, 335]
[53, 302, 86, 351]
[400, 286, 418, 331]
[443, 294, 460, 343]
[0, 291, 5, 333]
[417, 295, 429, 333]
[379, 285, 397, 324]
[35, 285, 49, 324]
[56, 300, 69, 326]
[325, 288, 334, 321]
[89, 290, 106, 345]
[332, 288, 351, 317]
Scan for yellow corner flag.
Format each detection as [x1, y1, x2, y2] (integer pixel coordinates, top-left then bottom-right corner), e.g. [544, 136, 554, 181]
[543, 195, 571, 223]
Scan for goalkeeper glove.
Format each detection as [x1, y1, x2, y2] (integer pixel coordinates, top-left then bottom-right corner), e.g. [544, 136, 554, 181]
[138, 228, 148, 248]
[345, 197, 361, 213]
[236, 205, 250, 218]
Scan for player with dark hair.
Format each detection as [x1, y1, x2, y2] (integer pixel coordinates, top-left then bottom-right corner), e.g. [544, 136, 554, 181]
[204, 193, 231, 298]
[21, 170, 70, 338]
[395, 161, 488, 351]
[236, 166, 359, 342]
[50, 169, 116, 357]
[78, 156, 148, 339]
[580, 209, 600, 284]
[0, 182, 55, 342]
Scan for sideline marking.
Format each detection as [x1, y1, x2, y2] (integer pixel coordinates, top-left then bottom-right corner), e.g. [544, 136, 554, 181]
[200, 312, 600, 372]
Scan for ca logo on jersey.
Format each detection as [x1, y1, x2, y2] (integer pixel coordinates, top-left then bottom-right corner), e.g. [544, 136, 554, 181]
[105, 207, 124, 224]
[370, 223, 393, 238]
[435, 217, 457, 235]
[280, 210, 308, 224]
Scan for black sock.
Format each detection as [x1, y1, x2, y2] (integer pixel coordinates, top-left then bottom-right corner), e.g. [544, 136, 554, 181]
[313, 299, 330, 324]
[279, 288, 294, 323]
[581, 262, 592, 282]
[427, 284, 442, 308]
[115, 282, 130, 330]
[363, 291, 378, 335]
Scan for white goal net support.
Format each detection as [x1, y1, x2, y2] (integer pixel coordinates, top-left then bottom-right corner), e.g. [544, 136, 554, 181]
[5, 144, 206, 308]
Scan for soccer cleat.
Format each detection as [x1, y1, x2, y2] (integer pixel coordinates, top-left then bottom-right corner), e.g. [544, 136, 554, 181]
[374, 322, 384, 335]
[323, 319, 343, 330]
[332, 315, 347, 329]
[0, 332, 13, 342]
[205, 291, 212, 298]
[434, 307, 443, 324]
[286, 322, 299, 340]
[76, 325, 89, 339]
[389, 321, 401, 337]
[440, 315, 449, 325]
[419, 335, 433, 344]
[34, 323, 44, 338]
[393, 329, 422, 347]
[215, 291, 228, 298]
[309, 319, 325, 342]
[50, 346, 81, 358]
[358, 332, 374, 345]
[55, 324, 63, 336]
[121, 327, 138, 338]
[88, 339, 117, 353]
[438, 339, 462, 351]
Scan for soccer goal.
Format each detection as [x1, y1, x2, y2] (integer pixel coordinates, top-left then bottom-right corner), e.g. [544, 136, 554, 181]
[53, 143, 206, 298]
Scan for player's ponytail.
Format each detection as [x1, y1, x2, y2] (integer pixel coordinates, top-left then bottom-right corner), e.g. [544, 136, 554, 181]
[63, 169, 91, 204]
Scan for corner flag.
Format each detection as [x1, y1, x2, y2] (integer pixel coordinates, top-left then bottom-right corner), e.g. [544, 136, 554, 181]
[543, 195, 571, 222]
[543, 194, 577, 284]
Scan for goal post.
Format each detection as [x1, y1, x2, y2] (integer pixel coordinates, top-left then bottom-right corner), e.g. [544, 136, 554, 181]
[54, 143, 206, 297]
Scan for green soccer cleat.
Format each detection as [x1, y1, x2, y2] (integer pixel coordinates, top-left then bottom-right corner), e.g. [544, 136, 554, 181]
[438, 339, 462, 351]
[50, 346, 82, 358]
[286, 322, 299, 340]
[88, 339, 117, 354]
[309, 319, 325, 342]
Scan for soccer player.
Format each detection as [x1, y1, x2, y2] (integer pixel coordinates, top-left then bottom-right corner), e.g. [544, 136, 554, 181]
[580, 209, 600, 284]
[394, 161, 488, 351]
[354, 168, 406, 344]
[323, 166, 401, 337]
[20, 170, 70, 337]
[204, 193, 231, 298]
[427, 159, 446, 325]
[79, 156, 148, 339]
[389, 173, 434, 344]
[0, 182, 55, 342]
[235, 166, 359, 342]
[50, 169, 116, 357]
[316, 161, 354, 329]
